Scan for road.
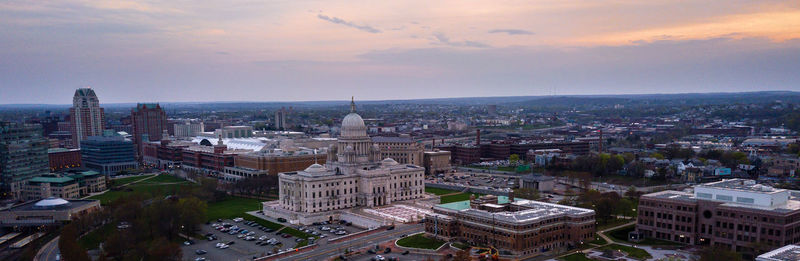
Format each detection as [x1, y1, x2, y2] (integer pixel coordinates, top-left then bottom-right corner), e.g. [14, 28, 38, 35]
[34, 236, 59, 261]
[276, 224, 424, 261]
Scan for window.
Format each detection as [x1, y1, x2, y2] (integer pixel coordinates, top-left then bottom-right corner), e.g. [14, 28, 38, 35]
[736, 197, 754, 204]
[716, 195, 733, 201]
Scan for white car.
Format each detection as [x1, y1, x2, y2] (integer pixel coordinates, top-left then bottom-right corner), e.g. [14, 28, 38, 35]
[215, 243, 224, 248]
[220, 244, 229, 249]
[233, 217, 244, 222]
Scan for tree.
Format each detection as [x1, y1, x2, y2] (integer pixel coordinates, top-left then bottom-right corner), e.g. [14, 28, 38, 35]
[59, 223, 90, 261]
[513, 188, 540, 200]
[698, 246, 742, 261]
[508, 154, 520, 165]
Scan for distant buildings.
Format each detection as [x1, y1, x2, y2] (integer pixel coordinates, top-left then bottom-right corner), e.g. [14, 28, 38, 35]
[636, 179, 800, 253]
[423, 150, 451, 175]
[275, 107, 288, 130]
[214, 125, 253, 138]
[70, 88, 105, 148]
[80, 134, 138, 175]
[223, 149, 325, 180]
[0, 122, 49, 199]
[48, 148, 82, 172]
[181, 137, 251, 173]
[519, 174, 555, 192]
[425, 195, 595, 257]
[173, 120, 204, 138]
[372, 135, 424, 165]
[131, 103, 167, 160]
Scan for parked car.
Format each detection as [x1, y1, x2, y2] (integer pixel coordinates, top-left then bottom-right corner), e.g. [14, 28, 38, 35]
[195, 250, 207, 255]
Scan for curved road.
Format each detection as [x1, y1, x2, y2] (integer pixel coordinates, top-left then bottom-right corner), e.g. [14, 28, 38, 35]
[34, 236, 59, 261]
[277, 224, 424, 261]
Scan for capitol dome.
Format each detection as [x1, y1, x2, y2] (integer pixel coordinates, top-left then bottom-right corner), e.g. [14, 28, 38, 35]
[340, 98, 367, 137]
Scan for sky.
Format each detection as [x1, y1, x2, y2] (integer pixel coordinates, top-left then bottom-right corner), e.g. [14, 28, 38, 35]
[1, 0, 799, 104]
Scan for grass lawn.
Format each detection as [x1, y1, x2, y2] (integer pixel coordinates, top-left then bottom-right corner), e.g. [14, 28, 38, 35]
[588, 234, 607, 245]
[396, 233, 446, 250]
[425, 187, 461, 195]
[110, 174, 154, 186]
[79, 222, 115, 250]
[451, 242, 470, 250]
[597, 218, 633, 230]
[606, 224, 682, 246]
[206, 196, 263, 222]
[599, 244, 652, 260]
[137, 174, 188, 184]
[560, 252, 593, 261]
[440, 193, 483, 204]
[89, 181, 194, 205]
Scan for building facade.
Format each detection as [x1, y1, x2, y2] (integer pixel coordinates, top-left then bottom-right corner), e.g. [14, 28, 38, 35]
[425, 195, 595, 257]
[224, 149, 326, 180]
[70, 88, 105, 148]
[80, 135, 138, 175]
[0, 122, 49, 199]
[131, 103, 167, 161]
[0, 198, 101, 227]
[214, 126, 253, 138]
[636, 179, 800, 255]
[275, 108, 287, 130]
[48, 148, 82, 172]
[174, 120, 204, 138]
[266, 100, 425, 224]
[423, 150, 451, 175]
[372, 135, 424, 165]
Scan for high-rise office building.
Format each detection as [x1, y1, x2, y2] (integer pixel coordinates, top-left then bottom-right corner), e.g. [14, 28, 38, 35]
[275, 107, 287, 130]
[173, 120, 204, 138]
[70, 88, 105, 148]
[0, 122, 49, 199]
[131, 103, 167, 161]
[80, 134, 138, 175]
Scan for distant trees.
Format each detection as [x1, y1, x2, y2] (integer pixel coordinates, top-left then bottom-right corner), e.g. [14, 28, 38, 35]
[59, 223, 90, 261]
[508, 154, 520, 165]
[698, 246, 743, 261]
[230, 175, 279, 198]
[576, 190, 637, 223]
[513, 187, 540, 200]
[568, 153, 631, 177]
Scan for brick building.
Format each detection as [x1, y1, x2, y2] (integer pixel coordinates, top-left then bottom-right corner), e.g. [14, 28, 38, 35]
[131, 103, 167, 161]
[48, 148, 82, 171]
[423, 150, 451, 175]
[425, 195, 595, 257]
[223, 149, 325, 180]
[636, 179, 800, 256]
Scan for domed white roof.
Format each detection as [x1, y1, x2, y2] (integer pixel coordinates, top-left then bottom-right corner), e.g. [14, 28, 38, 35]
[304, 163, 327, 173]
[340, 98, 367, 137]
[381, 158, 399, 166]
[341, 113, 366, 137]
[34, 197, 69, 208]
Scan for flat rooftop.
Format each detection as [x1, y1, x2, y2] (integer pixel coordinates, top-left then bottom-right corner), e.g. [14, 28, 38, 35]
[756, 244, 800, 261]
[6, 199, 98, 212]
[700, 179, 784, 194]
[437, 198, 593, 223]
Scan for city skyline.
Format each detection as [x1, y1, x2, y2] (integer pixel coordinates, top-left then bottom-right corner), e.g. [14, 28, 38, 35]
[2, 0, 800, 104]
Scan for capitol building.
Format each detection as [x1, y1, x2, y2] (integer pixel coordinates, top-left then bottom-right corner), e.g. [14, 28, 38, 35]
[264, 99, 425, 224]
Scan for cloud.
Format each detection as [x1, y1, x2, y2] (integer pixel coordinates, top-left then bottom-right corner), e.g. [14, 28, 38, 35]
[488, 29, 534, 35]
[317, 14, 381, 33]
[432, 32, 490, 48]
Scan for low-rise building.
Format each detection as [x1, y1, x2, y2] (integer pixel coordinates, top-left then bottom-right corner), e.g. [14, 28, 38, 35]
[0, 197, 101, 227]
[22, 171, 106, 201]
[636, 179, 800, 255]
[425, 195, 595, 257]
[223, 149, 325, 180]
[48, 148, 82, 172]
[756, 244, 800, 261]
[519, 174, 555, 192]
[372, 135, 423, 165]
[423, 150, 451, 175]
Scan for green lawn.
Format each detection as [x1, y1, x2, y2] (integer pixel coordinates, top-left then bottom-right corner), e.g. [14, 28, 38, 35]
[451, 242, 470, 250]
[588, 234, 607, 245]
[89, 181, 194, 205]
[110, 174, 154, 186]
[440, 193, 483, 204]
[79, 223, 115, 250]
[599, 244, 651, 260]
[206, 196, 264, 221]
[560, 253, 593, 261]
[597, 218, 633, 230]
[137, 174, 188, 184]
[425, 187, 461, 195]
[606, 224, 683, 246]
[242, 213, 283, 230]
[396, 233, 446, 250]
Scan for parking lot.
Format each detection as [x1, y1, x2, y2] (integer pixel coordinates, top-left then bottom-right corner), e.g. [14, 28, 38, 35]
[292, 219, 366, 242]
[182, 218, 308, 261]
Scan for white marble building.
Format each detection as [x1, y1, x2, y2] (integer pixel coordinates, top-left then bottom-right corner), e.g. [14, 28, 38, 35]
[267, 99, 425, 224]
